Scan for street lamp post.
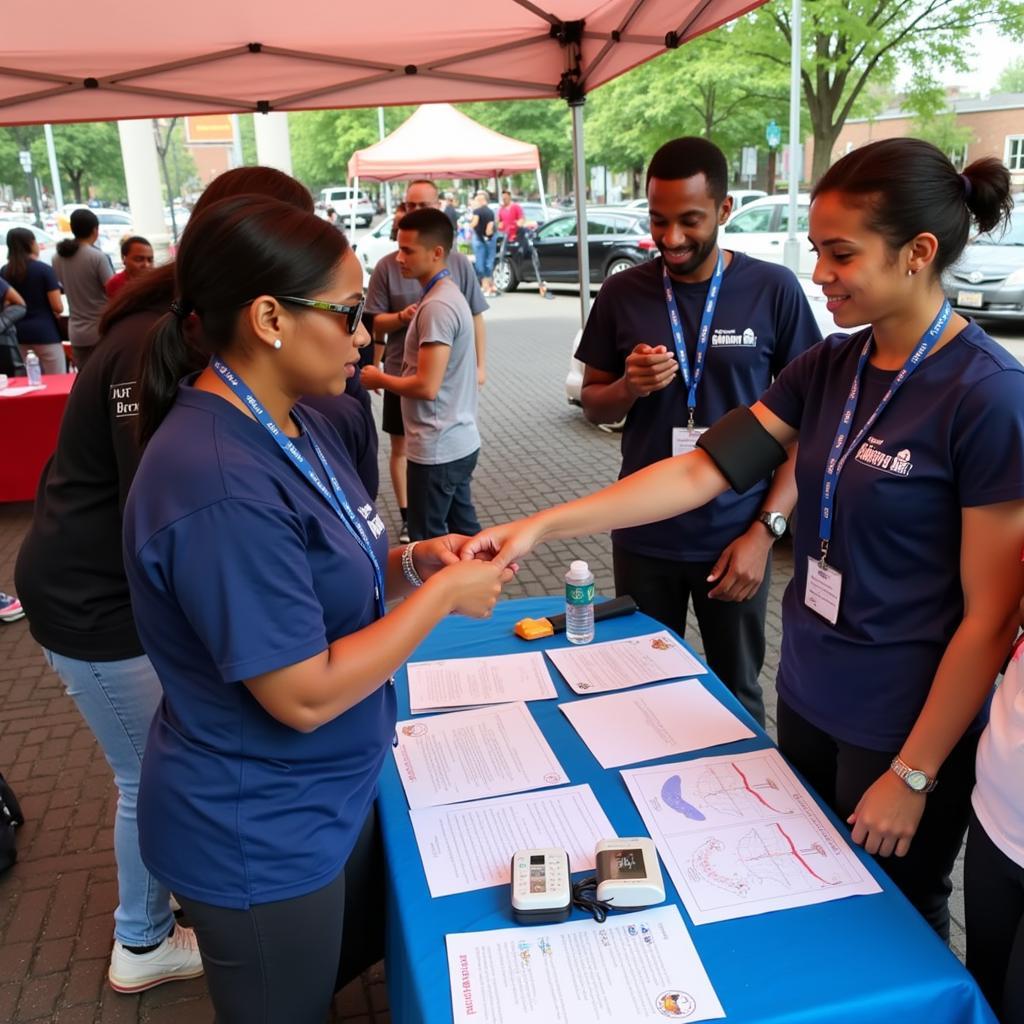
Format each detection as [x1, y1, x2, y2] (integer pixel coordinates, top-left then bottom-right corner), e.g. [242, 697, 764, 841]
[765, 120, 781, 195]
[18, 150, 42, 228]
[783, 0, 803, 275]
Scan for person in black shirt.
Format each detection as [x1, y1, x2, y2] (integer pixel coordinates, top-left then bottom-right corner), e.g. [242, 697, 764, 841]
[470, 190, 497, 297]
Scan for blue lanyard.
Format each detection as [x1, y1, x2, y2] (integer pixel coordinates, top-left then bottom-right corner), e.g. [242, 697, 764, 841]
[662, 249, 724, 430]
[421, 268, 450, 298]
[212, 359, 387, 618]
[817, 300, 952, 564]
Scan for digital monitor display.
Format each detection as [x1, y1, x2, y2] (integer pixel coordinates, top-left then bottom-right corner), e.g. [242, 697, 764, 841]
[598, 848, 646, 880]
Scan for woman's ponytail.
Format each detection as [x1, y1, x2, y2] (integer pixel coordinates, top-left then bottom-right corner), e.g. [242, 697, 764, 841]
[138, 310, 206, 447]
[961, 157, 1014, 237]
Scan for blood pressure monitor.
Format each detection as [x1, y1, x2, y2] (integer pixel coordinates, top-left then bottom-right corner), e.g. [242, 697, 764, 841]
[595, 838, 665, 908]
[510, 848, 572, 924]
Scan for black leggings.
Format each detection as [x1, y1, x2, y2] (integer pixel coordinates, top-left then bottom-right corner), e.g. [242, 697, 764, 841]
[777, 698, 977, 940]
[965, 810, 1024, 1023]
[177, 806, 384, 1024]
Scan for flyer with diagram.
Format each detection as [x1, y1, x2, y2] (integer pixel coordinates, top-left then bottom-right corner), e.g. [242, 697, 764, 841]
[622, 749, 881, 924]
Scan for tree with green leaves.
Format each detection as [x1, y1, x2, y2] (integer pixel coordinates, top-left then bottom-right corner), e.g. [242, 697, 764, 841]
[995, 56, 1024, 94]
[736, 0, 1024, 182]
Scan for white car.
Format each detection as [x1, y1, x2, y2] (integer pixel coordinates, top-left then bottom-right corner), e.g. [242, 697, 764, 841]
[727, 189, 768, 214]
[320, 187, 376, 227]
[0, 221, 58, 267]
[352, 215, 397, 274]
[721, 194, 814, 275]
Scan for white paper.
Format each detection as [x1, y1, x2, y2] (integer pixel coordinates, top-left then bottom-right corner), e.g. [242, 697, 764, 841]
[672, 426, 707, 456]
[446, 904, 724, 1024]
[559, 680, 755, 769]
[545, 630, 707, 695]
[0, 384, 46, 397]
[409, 784, 614, 897]
[392, 702, 569, 810]
[622, 749, 882, 924]
[408, 651, 556, 713]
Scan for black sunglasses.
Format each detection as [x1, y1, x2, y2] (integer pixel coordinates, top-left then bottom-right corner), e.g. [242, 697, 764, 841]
[276, 295, 366, 335]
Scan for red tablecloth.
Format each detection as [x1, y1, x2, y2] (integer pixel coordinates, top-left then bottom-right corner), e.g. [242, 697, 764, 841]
[0, 374, 76, 503]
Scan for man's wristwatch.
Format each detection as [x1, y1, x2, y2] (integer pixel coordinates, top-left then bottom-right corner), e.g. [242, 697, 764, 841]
[758, 511, 787, 539]
[889, 756, 938, 793]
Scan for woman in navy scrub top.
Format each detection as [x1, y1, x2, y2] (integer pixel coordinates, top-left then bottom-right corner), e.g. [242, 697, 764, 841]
[123, 195, 510, 1023]
[464, 139, 1024, 940]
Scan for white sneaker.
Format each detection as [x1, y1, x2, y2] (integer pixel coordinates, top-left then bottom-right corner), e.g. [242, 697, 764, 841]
[108, 926, 204, 993]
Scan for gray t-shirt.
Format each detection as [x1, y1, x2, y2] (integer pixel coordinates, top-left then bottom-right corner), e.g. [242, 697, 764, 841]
[365, 250, 487, 373]
[401, 277, 479, 466]
[52, 243, 113, 349]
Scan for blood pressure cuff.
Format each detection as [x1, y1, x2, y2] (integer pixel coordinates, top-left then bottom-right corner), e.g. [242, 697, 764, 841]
[695, 405, 788, 494]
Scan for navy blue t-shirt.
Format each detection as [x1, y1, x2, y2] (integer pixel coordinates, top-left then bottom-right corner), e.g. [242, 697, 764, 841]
[123, 381, 395, 909]
[576, 253, 821, 560]
[762, 321, 1024, 750]
[0, 260, 60, 344]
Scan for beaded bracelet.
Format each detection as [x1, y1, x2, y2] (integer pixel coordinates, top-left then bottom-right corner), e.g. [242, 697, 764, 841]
[401, 542, 424, 588]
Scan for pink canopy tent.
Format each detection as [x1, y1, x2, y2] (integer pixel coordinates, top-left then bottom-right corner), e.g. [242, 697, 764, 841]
[0, 0, 769, 317]
[347, 104, 548, 232]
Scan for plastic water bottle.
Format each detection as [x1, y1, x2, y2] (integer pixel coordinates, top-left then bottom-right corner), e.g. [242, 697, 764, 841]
[565, 560, 595, 645]
[25, 350, 42, 387]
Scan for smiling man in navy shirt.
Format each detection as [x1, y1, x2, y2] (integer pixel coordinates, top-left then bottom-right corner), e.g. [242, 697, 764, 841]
[575, 137, 821, 725]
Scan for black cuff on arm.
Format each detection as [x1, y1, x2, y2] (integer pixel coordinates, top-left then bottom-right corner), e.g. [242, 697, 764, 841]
[696, 406, 788, 494]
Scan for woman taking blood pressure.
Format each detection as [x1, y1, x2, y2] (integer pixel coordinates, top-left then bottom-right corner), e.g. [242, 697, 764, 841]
[123, 195, 510, 1023]
[464, 139, 1024, 940]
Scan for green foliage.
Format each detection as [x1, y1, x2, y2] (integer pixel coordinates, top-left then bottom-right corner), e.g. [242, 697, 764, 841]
[995, 56, 1024, 94]
[903, 82, 973, 161]
[290, 107, 414, 192]
[733, 0, 1024, 181]
[584, 29, 793, 181]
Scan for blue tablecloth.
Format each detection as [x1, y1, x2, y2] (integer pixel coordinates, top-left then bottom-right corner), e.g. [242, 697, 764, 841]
[378, 597, 995, 1024]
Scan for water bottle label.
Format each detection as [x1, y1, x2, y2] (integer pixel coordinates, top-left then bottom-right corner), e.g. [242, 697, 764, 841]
[566, 583, 594, 606]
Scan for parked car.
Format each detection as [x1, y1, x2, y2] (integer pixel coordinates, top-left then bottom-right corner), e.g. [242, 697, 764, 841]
[494, 208, 656, 292]
[319, 187, 376, 227]
[721, 194, 814, 275]
[0, 221, 57, 267]
[727, 189, 768, 214]
[352, 214, 397, 275]
[943, 195, 1024, 323]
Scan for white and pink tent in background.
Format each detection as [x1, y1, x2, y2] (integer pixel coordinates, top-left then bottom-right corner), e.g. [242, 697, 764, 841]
[348, 103, 546, 215]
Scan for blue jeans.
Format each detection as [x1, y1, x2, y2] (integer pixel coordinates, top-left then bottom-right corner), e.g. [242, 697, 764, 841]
[42, 649, 174, 946]
[472, 235, 496, 280]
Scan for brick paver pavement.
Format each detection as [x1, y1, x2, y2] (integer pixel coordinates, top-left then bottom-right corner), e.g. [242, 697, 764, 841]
[0, 288, 965, 1022]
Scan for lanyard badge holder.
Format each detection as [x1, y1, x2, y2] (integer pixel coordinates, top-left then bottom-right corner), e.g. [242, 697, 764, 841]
[807, 301, 951, 626]
[211, 359, 388, 625]
[666, 251, 724, 457]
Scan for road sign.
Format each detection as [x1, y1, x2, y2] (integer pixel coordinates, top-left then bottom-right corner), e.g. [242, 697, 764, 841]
[765, 121, 781, 149]
[741, 147, 758, 177]
[18, 150, 32, 173]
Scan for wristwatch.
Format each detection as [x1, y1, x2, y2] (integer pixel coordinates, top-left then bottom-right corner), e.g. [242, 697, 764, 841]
[758, 511, 787, 539]
[889, 756, 938, 793]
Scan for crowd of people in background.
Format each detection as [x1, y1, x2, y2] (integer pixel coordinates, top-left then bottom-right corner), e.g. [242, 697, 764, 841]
[0, 136, 1022, 1024]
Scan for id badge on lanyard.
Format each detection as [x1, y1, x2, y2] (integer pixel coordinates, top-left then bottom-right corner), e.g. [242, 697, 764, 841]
[807, 300, 951, 625]
[663, 251, 723, 450]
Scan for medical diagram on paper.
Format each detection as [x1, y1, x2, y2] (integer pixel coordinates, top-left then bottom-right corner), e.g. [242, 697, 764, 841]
[622, 749, 880, 924]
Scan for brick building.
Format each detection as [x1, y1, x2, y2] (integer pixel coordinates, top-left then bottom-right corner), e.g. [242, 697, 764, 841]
[804, 92, 1024, 190]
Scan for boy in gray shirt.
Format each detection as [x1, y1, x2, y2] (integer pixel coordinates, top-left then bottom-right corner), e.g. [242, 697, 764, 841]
[362, 209, 481, 541]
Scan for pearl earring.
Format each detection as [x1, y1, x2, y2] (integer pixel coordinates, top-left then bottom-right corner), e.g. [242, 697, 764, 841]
[273, 339, 282, 350]
[907, 269, 914, 277]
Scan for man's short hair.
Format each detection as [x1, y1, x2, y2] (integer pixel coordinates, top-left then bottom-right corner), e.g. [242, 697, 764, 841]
[474, 190, 490, 201]
[407, 178, 438, 196]
[501, 189, 511, 197]
[645, 137, 729, 205]
[120, 235, 152, 257]
[398, 207, 453, 254]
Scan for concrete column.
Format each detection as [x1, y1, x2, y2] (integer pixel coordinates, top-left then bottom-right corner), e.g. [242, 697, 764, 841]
[253, 112, 293, 175]
[117, 119, 170, 259]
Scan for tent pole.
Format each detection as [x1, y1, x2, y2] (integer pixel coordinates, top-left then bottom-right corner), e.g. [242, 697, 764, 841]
[535, 166, 548, 220]
[570, 100, 590, 326]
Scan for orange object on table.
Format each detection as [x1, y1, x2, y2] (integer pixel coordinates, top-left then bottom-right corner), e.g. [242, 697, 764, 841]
[0, 374, 76, 502]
